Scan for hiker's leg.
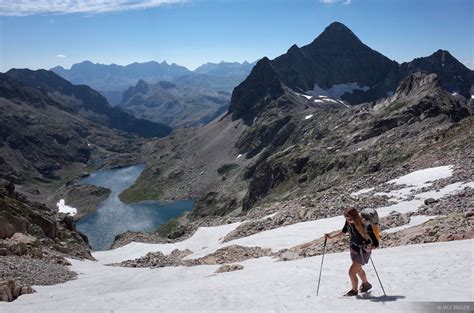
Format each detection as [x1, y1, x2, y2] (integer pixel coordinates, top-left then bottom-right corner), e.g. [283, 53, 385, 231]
[349, 261, 361, 291]
[357, 267, 368, 284]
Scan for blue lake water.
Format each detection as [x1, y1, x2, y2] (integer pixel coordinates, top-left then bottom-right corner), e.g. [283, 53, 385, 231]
[76, 164, 194, 251]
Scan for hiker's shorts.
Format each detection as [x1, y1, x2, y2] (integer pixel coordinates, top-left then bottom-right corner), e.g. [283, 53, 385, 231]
[350, 247, 371, 265]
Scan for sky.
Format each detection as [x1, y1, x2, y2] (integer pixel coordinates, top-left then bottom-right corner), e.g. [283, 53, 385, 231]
[0, 0, 473, 72]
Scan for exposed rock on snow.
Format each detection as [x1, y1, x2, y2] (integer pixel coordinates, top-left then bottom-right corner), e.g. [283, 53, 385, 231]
[215, 264, 244, 273]
[306, 82, 370, 100]
[116, 245, 272, 268]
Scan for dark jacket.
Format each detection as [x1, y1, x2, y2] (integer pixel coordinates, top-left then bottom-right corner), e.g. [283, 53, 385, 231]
[342, 221, 379, 251]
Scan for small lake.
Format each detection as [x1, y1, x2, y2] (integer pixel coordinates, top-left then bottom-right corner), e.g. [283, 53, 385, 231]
[76, 164, 194, 251]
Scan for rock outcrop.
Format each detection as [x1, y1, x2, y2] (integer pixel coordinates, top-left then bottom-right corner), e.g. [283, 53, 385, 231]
[0, 279, 34, 302]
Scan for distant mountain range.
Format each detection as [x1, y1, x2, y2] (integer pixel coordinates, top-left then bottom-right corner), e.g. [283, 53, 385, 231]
[119, 79, 230, 128]
[194, 61, 256, 77]
[51, 60, 255, 106]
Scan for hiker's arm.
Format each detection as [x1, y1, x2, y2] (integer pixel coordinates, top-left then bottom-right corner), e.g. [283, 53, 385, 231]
[325, 220, 348, 240]
[325, 231, 344, 240]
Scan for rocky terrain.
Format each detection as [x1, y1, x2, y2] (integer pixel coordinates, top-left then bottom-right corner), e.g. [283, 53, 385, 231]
[0, 179, 93, 301]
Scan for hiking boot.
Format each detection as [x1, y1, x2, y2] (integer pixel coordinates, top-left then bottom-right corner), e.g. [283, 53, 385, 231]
[359, 282, 372, 293]
[343, 289, 358, 297]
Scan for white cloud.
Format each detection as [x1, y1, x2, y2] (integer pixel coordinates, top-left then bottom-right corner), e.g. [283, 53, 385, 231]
[56, 54, 67, 58]
[320, 0, 352, 4]
[0, 0, 183, 16]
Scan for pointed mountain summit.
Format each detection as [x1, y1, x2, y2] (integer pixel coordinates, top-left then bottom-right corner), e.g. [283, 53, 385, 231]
[227, 22, 473, 126]
[273, 21, 398, 93]
[309, 21, 363, 46]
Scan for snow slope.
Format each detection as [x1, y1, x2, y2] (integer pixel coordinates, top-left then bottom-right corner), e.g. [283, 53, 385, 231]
[3, 240, 473, 312]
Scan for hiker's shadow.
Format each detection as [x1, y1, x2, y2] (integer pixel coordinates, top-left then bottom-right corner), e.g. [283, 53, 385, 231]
[357, 295, 406, 302]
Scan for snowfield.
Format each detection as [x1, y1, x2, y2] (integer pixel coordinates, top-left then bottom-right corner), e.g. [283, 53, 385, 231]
[2, 240, 473, 312]
[2, 165, 473, 312]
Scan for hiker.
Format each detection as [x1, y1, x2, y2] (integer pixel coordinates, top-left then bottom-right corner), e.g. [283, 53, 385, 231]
[325, 208, 379, 297]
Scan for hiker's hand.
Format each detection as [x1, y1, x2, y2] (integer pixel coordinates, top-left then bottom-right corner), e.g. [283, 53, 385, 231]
[364, 244, 373, 252]
[324, 233, 331, 239]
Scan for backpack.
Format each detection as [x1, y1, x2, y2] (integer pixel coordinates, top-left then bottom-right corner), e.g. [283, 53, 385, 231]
[360, 208, 381, 243]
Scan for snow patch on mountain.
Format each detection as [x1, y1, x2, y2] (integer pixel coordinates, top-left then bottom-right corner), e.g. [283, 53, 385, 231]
[56, 199, 77, 216]
[307, 82, 370, 99]
[388, 165, 453, 187]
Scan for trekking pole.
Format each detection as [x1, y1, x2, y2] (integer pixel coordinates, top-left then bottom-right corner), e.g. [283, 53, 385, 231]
[316, 236, 327, 296]
[369, 256, 387, 296]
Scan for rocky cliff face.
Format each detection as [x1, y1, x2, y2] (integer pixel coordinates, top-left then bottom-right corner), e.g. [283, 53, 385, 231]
[227, 57, 285, 125]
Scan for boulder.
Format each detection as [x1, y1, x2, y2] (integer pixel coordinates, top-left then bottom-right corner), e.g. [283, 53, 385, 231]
[424, 198, 438, 205]
[0, 217, 15, 239]
[11, 232, 37, 246]
[20, 286, 34, 295]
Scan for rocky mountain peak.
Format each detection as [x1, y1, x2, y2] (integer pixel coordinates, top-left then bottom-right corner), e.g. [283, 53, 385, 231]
[227, 57, 284, 125]
[394, 72, 441, 98]
[310, 21, 362, 47]
[135, 79, 150, 94]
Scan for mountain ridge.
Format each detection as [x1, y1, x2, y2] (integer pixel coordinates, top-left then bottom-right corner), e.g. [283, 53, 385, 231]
[5, 69, 172, 138]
